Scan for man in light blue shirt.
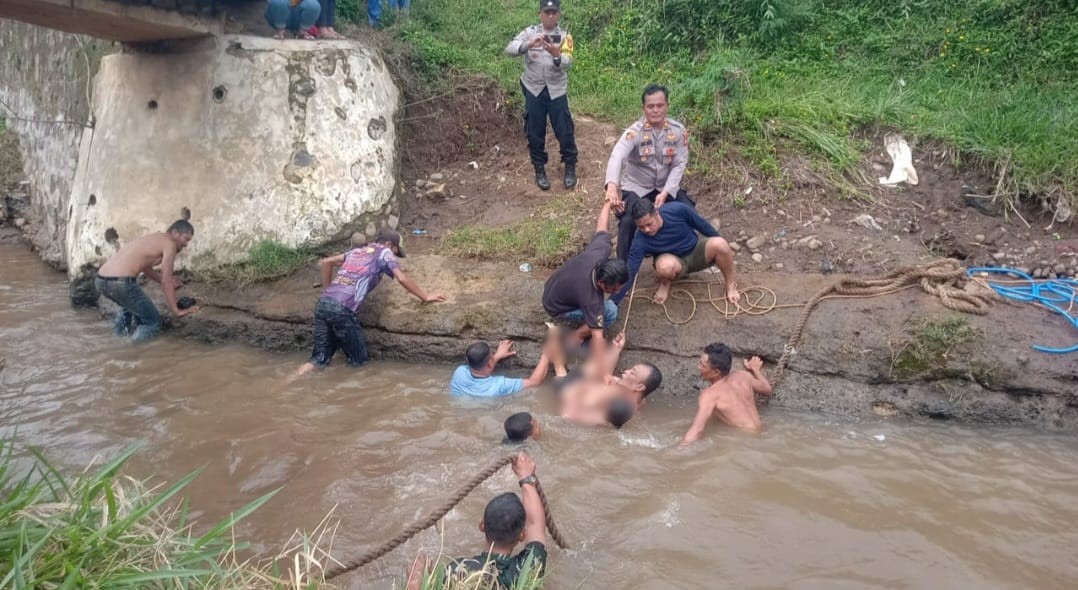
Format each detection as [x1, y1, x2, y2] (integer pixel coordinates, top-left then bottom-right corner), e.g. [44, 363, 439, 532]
[450, 340, 551, 398]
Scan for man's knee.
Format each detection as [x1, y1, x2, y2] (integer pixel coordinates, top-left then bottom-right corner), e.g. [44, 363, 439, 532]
[603, 300, 619, 324]
[706, 237, 734, 260]
[655, 255, 682, 280]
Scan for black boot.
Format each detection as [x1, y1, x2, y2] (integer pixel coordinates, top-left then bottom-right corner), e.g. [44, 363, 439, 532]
[535, 165, 551, 191]
[564, 163, 577, 189]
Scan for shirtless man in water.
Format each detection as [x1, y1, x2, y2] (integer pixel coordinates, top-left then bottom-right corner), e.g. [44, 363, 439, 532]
[550, 328, 663, 428]
[681, 342, 772, 444]
[94, 219, 198, 342]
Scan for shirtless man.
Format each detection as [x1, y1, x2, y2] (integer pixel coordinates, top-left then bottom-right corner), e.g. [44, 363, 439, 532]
[94, 219, 198, 342]
[681, 343, 772, 444]
[552, 330, 663, 428]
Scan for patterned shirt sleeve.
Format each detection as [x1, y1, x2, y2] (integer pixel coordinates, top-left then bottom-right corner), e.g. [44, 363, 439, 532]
[378, 248, 401, 276]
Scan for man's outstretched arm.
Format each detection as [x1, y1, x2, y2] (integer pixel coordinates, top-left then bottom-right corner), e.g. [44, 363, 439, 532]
[744, 356, 773, 397]
[680, 395, 713, 446]
[522, 352, 550, 388]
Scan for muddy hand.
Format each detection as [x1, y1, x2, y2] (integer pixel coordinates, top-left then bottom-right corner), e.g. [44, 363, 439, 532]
[744, 356, 763, 372]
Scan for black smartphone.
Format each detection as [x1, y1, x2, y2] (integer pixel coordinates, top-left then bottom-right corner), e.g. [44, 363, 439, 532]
[546, 33, 562, 45]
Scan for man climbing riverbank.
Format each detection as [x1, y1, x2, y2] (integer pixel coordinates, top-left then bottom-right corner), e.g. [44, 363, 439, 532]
[94, 219, 198, 342]
[506, 0, 578, 190]
[292, 230, 446, 378]
[610, 198, 739, 306]
[605, 84, 697, 260]
[681, 343, 772, 443]
[541, 200, 628, 370]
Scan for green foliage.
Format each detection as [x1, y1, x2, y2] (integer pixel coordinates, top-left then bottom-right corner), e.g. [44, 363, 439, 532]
[394, 0, 1078, 204]
[192, 240, 315, 284]
[0, 439, 331, 588]
[403, 550, 545, 590]
[894, 316, 981, 376]
[440, 195, 582, 268]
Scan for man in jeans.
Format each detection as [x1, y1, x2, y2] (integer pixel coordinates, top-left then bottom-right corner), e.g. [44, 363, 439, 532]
[94, 219, 199, 343]
[292, 229, 447, 378]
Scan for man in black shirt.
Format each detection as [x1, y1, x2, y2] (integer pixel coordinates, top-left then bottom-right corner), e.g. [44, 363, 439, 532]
[541, 200, 629, 372]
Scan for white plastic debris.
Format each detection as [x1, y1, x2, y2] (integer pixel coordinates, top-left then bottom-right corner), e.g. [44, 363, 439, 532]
[879, 134, 919, 186]
[873, 434, 886, 442]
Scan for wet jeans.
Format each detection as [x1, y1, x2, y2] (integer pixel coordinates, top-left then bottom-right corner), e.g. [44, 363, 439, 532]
[94, 276, 162, 343]
[310, 297, 369, 367]
[557, 299, 619, 327]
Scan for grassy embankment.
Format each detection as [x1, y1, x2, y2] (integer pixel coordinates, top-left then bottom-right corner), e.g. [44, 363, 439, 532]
[348, 0, 1077, 264]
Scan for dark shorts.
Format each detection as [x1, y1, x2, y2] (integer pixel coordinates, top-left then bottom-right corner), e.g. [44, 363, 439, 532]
[675, 238, 712, 278]
[310, 297, 369, 367]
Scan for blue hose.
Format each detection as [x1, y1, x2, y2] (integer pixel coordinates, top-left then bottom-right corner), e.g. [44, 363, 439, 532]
[966, 267, 1078, 354]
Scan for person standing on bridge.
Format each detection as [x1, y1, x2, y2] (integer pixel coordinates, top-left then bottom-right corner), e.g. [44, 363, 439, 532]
[94, 219, 199, 343]
[505, 0, 579, 191]
[265, 0, 321, 39]
[605, 84, 699, 261]
[292, 230, 447, 378]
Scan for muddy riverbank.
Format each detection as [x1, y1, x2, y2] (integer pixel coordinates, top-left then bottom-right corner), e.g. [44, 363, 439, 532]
[119, 252, 1078, 431]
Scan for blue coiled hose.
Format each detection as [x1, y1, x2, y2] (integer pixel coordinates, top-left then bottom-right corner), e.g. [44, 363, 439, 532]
[966, 267, 1078, 354]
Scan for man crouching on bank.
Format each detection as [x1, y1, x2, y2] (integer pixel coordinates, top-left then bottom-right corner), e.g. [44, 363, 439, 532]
[293, 230, 447, 378]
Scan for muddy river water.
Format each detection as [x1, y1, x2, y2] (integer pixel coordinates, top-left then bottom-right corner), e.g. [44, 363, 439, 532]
[2, 242, 1077, 589]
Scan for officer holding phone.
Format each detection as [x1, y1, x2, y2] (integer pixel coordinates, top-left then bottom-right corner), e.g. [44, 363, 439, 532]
[506, 0, 578, 191]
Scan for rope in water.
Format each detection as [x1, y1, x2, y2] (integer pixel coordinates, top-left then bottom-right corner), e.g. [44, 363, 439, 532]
[966, 267, 1078, 354]
[323, 454, 569, 581]
[620, 260, 998, 387]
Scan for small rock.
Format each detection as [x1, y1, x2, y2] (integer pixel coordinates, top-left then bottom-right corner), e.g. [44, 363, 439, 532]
[974, 234, 986, 242]
[797, 235, 816, 247]
[738, 230, 748, 237]
[729, 242, 741, 252]
[424, 183, 448, 198]
[710, 218, 722, 230]
[777, 209, 786, 217]
[1016, 267, 1031, 275]
[774, 263, 784, 270]
[1025, 246, 1036, 255]
[1048, 272, 1058, 280]
[746, 235, 767, 250]
[808, 239, 823, 250]
[992, 251, 1006, 260]
[467, 161, 479, 170]
[812, 215, 822, 223]
[751, 253, 763, 263]
[1053, 263, 1066, 274]
[935, 208, 947, 217]
[497, 175, 507, 183]
[1017, 354, 1030, 365]
[1033, 268, 1044, 278]
[768, 246, 776, 253]
[429, 172, 444, 181]
[414, 179, 427, 189]
[13, 217, 26, 228]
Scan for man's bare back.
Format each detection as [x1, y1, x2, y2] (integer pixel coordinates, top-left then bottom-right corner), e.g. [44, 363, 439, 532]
[98, 233, 176, 278]
[682, 353, 772, 444]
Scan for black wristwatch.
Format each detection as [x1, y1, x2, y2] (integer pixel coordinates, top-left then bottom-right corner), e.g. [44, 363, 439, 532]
[518, 474, 539, 487]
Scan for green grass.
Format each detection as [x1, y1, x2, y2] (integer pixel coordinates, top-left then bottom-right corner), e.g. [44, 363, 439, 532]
[440, 195, 583, 268]
[0, 438, 333, 588]
[893, 316, 981, 376]
[194, 240, 316, 284]
[374, 0, 1076, 208]
[401, 550, 544, 590]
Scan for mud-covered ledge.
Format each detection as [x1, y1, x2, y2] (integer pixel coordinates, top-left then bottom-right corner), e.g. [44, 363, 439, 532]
[129, 256, 1078, 430]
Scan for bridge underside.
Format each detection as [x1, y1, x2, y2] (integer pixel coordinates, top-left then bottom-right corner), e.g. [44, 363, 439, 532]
[0, 0, 219, 42]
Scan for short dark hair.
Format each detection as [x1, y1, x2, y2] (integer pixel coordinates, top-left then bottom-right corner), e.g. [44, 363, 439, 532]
[630, 198, 656, 222]
[640, 363, 663, 398]
[466, 342, 492, 370]
[606, 398, 635, 429]
[167, 219, 194, 235]
[482, 492, 526, 545]
[642, 83, 669, 104]
[596, 259, 629, 287]
[504, 412, 534, 442]
[704, 343, 733, 374]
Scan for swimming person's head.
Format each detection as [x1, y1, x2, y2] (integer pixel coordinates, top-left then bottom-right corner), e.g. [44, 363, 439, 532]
[480, 492, 527, 547]
[618, 362, 664, 404]
[606, 397, 635, 429]
[466, 341, 494, 375]
[504, 412, 538, 443]
[700, 342, 733, 380]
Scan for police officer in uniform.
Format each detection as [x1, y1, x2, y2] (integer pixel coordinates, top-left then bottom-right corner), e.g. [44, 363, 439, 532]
[604, 84, 697, 260]
[506, 0, 578, 191]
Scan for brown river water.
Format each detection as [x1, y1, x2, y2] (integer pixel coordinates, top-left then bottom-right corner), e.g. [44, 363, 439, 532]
[2, 242, 1078, 589]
